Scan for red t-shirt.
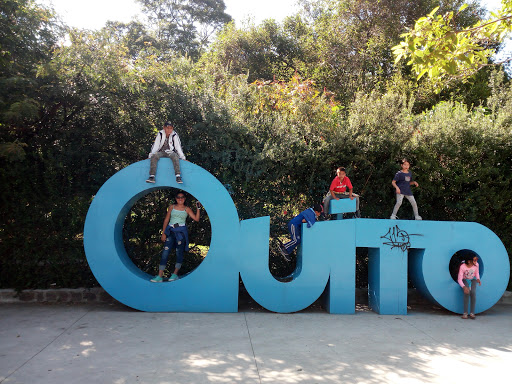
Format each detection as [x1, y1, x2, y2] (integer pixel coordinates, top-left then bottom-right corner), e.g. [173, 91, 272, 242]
[330, 176, 353, 193]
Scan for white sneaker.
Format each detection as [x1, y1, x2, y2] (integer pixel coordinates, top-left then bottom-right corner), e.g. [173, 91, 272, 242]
[415, 216, 422, 220]
[390, 215, 397, 220]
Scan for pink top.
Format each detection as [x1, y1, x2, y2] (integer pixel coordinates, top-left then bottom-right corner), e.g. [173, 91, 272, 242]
[457, 264, 480, 288]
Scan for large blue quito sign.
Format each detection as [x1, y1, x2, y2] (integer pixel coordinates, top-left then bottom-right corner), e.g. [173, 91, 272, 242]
[84, 160, 510, 314]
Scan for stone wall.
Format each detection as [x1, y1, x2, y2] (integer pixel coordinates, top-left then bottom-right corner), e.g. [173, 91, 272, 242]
[1, 288, 510, 306]
[0, 288, 115, 304]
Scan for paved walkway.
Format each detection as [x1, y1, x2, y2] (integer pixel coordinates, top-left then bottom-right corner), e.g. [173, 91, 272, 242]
[1, 302, 511, 384]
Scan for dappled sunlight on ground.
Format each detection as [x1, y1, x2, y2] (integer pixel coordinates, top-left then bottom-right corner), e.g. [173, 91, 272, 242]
[0, 303, 510, 383]
[179, 352, 259, 382]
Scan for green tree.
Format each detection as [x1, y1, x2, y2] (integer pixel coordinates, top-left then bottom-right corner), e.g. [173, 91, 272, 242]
[136, 0, 232, 58]
[204, 0, 484, 105]
[0, 0, 61, 160]
[393, 0, 512, 90]
[202, 15, 316, 82]
[299, 0, 483, 103]
[103, 21, 159, 59]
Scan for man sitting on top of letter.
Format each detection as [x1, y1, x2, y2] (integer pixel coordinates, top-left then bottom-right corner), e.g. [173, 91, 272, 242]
[146, 121, 186, 184]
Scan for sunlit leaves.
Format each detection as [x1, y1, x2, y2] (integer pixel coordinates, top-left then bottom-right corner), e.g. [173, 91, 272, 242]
[250, 75, 334, 116]
[393, 1, 512, 91]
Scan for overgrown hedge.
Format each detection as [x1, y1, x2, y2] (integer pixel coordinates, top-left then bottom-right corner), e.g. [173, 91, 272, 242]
[1, 49, 511, 291]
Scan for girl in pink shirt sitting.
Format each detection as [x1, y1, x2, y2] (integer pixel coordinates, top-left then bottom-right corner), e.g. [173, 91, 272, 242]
[457, 256, 481, 319]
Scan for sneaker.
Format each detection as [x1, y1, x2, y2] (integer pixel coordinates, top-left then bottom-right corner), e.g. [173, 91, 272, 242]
[461, 313, 468, 319]
[176, 175, 183, 184]
[390, 215, 397, 220]
[469, 313, 476, 320]
[150, 275, 163, 283]
[320, 213, 331, 221]
[354, 210, 361, 218]
[168, 273, 179, 281]
[146, 176, 156, 183]
[278, 244, 291, 262]
[415, 216, 422, 220]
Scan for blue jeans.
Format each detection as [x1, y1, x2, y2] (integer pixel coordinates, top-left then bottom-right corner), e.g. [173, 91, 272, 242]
[158, 232, 185, 271]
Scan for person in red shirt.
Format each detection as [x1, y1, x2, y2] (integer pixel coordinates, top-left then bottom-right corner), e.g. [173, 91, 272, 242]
[322, 167, 360, 218]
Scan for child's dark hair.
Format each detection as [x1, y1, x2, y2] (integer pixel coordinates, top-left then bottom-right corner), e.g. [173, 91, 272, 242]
[398, 158, 409, 165]
[464, 254, 474, 265]
[337, 167, 346, 172]
[313, 204, 323, 213]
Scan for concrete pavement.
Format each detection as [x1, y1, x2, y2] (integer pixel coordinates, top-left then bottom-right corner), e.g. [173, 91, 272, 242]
[1, 301, 511, 384]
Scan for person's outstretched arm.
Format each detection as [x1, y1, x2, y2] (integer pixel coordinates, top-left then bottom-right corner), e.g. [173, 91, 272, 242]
[186, 205, 201, 222]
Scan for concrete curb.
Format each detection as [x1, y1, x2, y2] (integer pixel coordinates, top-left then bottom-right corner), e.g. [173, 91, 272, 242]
[0, 288, 115, 304]
[1, 287, 510, 305]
